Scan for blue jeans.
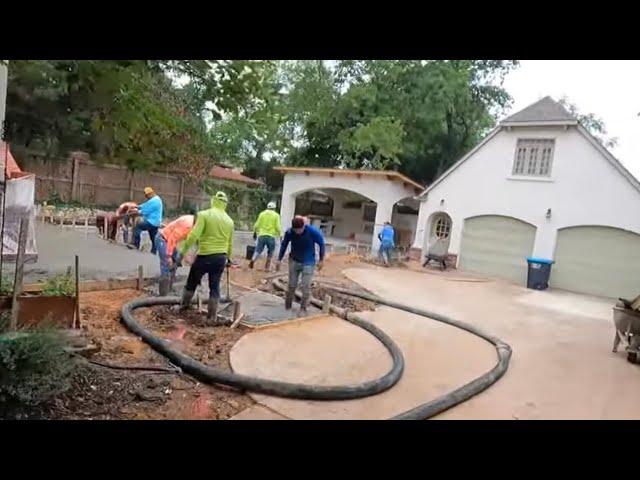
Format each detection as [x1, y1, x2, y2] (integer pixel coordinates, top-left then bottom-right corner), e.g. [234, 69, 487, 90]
[154, 232, 179, 278]
[134, 220, 159, 253]
[288, 259, 315, 307]
[378, 243, 393, 264]
[252, 235, 276, 260]
[122, 216, 132, 244]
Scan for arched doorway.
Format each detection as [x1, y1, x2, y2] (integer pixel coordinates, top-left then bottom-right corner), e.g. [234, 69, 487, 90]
[285, 187, 379, 252]
[391, 197, 420, 255]
[425, 212, 453, 258]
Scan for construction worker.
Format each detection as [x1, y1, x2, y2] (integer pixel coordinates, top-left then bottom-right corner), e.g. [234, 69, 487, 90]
[131, 187, 163, 254]
[116, 201, 138, 244]
[276, 215, 325, 316]
[378, 221, 395, 267]
[177, 191, 234, 325]
[154, 212, 196, 296]
[250, 201, 282, 271]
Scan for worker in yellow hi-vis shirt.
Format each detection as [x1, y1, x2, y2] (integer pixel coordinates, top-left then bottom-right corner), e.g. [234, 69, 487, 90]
[249, 201, 282, 271]
[177, 191, 234, 325]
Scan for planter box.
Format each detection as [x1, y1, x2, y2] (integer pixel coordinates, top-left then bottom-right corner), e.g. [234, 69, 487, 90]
[0, 295, 76, 329]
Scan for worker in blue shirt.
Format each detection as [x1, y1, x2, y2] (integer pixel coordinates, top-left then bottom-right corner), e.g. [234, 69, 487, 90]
[276, 215, 325, 316]
[378, 221, 395, 266]
[131, 187, 163, 254]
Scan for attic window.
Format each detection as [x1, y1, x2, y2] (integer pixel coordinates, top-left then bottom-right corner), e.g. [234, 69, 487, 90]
[513, 139, 555, 177]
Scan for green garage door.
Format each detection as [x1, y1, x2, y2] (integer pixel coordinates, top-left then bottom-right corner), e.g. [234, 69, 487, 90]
[551, 226, 640, 299]
[459, 215, 536, 284]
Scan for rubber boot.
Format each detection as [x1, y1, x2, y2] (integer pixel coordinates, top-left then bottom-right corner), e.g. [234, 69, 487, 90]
[207, 297, 219, 326]
[158, 277, 170, 296]
[172, 289, 195, 311]
[285, 290, 293, 310]
[264, 258, 271, 272]
[298, 299, 308, 318]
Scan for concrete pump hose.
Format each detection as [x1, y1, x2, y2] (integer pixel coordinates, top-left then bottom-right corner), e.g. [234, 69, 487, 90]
[317, 284, 513, 420]
[121, 296, 404, 400]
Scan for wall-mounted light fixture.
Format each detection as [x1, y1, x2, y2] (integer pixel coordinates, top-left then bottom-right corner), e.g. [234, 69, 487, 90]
[440, 199, 445, 206]
[546, 208, 552, 219]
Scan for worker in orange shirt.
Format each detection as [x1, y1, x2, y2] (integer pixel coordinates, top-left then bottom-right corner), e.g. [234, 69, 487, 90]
[154, 211, 196, 296]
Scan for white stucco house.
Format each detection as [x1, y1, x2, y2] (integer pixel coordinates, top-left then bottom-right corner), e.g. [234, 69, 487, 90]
[412, 96, 640, 299]
[275, 167, 423, 252]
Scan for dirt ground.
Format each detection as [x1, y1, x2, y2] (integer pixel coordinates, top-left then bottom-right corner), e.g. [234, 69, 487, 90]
[11, 252, 383, 420]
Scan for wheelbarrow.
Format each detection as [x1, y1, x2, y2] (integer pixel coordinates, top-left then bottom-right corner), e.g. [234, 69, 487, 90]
[612, 300, 640, 363]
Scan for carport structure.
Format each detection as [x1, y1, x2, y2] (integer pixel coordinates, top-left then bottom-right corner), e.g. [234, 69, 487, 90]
[274, 167, 423, 252]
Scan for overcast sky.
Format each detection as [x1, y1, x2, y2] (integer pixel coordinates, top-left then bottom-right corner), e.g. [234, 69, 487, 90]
[501, 60, 640, 177]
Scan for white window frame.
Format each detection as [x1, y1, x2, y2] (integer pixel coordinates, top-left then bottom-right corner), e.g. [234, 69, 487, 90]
[434, 216, 451, 240]
[512, 138, 555, 178]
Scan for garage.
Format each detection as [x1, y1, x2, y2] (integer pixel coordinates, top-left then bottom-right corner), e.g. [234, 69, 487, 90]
[551, 226, 640, 299]
[459, 215, 536, 284]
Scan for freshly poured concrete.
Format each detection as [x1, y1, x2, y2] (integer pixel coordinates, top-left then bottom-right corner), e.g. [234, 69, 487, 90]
[230, 309, 496, 420]
[23, 223, 160, 282]
[230, 267, 640, 420]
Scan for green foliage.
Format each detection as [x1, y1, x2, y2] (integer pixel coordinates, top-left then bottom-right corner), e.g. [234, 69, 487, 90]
[559, 96, 618, 149]
[279, 60, 518, 184]
[41, 272, 75, 297]
[0, 328, 74, 407]
[5, 60, 276, 180]
[202, 180, 275, 229]
[0, 276, 13, 296]
[6, 59, 520, 188]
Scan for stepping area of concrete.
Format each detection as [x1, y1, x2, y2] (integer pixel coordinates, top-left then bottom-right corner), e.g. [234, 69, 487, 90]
[230, 266, 640, 420]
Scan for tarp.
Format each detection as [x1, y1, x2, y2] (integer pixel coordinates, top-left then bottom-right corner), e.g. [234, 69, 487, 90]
[0, 143, 38, 262]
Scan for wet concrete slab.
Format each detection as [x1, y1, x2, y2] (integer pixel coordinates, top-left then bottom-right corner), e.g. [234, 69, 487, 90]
[238, 291, 320, 328]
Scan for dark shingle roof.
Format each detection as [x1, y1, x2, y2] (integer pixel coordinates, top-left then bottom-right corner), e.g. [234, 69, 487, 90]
[501, 96, 576, 124]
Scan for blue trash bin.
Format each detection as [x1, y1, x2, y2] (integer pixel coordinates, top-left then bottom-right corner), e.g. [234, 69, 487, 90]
[526, 257, 554, 290]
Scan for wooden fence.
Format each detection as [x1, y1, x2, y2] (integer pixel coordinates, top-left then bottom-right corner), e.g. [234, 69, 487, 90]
[20, 151, 210, 210]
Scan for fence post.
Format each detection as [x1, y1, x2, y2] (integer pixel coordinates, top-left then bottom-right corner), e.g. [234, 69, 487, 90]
[10, 217, 28, 330]
[71, 154, 80, 202]
[178, 177, 185, 209]
[128, 170, 135, 199]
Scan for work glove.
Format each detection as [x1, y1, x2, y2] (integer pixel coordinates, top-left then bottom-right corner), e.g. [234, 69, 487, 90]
[253, 231, 257, 241]
[174, 252, 183, 268]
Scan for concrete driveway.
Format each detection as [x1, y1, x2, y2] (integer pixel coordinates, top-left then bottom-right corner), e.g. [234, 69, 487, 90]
[230, 267, 640, 419]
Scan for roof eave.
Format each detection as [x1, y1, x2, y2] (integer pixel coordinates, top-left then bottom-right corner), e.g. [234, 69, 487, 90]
[500, 120, 578, 128]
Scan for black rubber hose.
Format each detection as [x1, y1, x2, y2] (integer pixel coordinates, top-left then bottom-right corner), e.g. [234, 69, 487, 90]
[318, 284, 512, 420]
[121, 296, 404, 400]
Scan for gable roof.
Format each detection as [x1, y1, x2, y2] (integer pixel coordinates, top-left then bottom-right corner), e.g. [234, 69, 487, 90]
[418, 97, 640, 198]
[209, 165, 263, 186]
[274, 166, 424, 191]
[501, 96, 577, 125]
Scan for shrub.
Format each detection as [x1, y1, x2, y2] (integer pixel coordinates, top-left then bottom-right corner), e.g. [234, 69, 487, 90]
[0, 328, 73, 407]
[41, 272, 75, 296]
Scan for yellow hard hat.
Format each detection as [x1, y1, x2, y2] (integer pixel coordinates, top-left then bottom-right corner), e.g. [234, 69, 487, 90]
[144, 187, 154, 195]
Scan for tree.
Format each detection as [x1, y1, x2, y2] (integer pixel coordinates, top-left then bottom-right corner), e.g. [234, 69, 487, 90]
[4, 60, 276, 180]
[280, 60, 518, 185]
[559, 96, 618, 149]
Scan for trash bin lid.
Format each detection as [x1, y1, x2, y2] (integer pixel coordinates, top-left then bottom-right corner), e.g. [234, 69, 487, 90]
[526, 257, 554, 265]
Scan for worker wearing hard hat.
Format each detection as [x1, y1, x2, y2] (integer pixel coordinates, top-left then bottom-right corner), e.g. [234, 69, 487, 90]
[131, 187, 163, 254]
[177, 191, 234, 326]
[250, 200, 282, 271]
